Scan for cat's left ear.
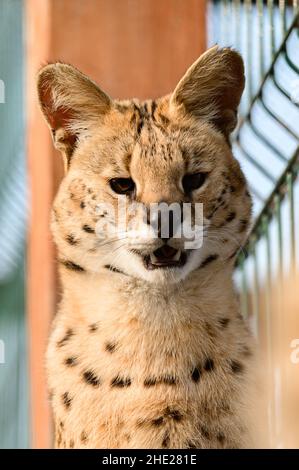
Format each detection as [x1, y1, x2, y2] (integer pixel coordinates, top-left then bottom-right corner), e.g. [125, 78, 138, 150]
[170, 46, 245, 137]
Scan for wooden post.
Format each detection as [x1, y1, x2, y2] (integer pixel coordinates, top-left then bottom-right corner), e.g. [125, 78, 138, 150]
[26, 0, 55, 449]
[26, 0, 206, 448]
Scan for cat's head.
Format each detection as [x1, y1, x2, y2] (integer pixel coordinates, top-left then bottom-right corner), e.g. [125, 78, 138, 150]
[38, 46, 252, 284]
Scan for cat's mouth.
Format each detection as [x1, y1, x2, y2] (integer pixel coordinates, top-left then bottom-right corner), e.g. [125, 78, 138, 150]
[143, 245, 188, 270]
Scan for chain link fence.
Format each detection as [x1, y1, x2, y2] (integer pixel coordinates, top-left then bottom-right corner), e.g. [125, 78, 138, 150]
[209, 0, 299, 447]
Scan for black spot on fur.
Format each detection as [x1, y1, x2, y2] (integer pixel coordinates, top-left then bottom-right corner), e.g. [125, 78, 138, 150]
[161, 375, 177, 385]
[186, 441, 197, 449]
[226, 211, 236, 223]
[144, 375, 177, 386]
[144, 377, 157, 387]
[80, 431, 88, 442]
[89, 323, 99, 332]
[217, 432, 225, 444]
[151, 100, 157, 119]
[116, 103, 129, 113]
[191, 367, 201, 383]
[57, 328, 74, 347]
[60, 260, 85, 272]
[59, 421, 64, 429]
[230, 185, 236, 193]
[104, 264, 126, 275]
[130, 112, 137, 127]
[111, 376, 131, 388]
[64, 356, 78, 367]
[80, 201, 85, 209]
[239, 219, 249, 232]
[137, 119, 144, 135]
[158, 113, 170, 126]
[62, 392, 72, 409]
[83, 370, 101, 387]
[218, 318, 230, 328]
[152, 416, 164, 426]
[82, 224, 95, 234]
[165, 408, 183, 421]
[162, 432, 170, 448]
[66, 234, 78, 245]
[204, 358, 214, 372]
[230, 360, 244, 374]
[105, 342, 116, 353]
[200, 254, 219, 269]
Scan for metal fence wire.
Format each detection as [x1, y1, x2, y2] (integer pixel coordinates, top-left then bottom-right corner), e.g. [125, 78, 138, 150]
[209, 0, 299, 447]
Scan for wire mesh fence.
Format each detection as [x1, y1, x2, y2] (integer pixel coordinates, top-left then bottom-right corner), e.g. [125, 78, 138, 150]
[208, 0, 299, 447]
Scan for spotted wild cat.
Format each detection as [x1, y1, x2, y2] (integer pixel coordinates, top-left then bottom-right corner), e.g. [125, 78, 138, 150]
[38, 46, 257, 448]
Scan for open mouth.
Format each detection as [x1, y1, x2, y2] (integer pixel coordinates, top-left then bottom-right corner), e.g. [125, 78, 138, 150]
[143, 245, 188, 270]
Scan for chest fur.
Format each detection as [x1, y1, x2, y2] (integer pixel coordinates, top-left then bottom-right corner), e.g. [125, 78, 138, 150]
[47, 279, 253, 449]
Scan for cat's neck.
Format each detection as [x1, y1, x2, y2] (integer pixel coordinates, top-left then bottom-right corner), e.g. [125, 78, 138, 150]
[59, 260, 237, 329]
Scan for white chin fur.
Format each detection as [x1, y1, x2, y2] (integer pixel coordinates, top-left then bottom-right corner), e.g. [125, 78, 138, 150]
[102, 246, 202, 284]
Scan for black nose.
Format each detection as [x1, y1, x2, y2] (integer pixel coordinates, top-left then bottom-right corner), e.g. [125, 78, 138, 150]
[146, 202, 183, 239]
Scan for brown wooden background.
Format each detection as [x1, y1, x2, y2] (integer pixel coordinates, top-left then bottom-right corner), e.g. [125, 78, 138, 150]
[26, 0, 206, 448]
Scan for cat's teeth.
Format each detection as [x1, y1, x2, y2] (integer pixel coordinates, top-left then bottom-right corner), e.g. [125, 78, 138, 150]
[173, 250, 181, 261]
[150, 252, 159, 263]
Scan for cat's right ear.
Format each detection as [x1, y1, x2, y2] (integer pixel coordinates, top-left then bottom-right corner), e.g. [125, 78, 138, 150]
[37, 63, 111, 169]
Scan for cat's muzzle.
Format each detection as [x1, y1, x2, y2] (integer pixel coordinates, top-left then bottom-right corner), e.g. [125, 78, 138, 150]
[143, 245, 188, 270]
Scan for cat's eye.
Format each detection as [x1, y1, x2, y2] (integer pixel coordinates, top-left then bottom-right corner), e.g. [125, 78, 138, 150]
[182, 172, 207, 193]
[109, 177, 135, 195]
